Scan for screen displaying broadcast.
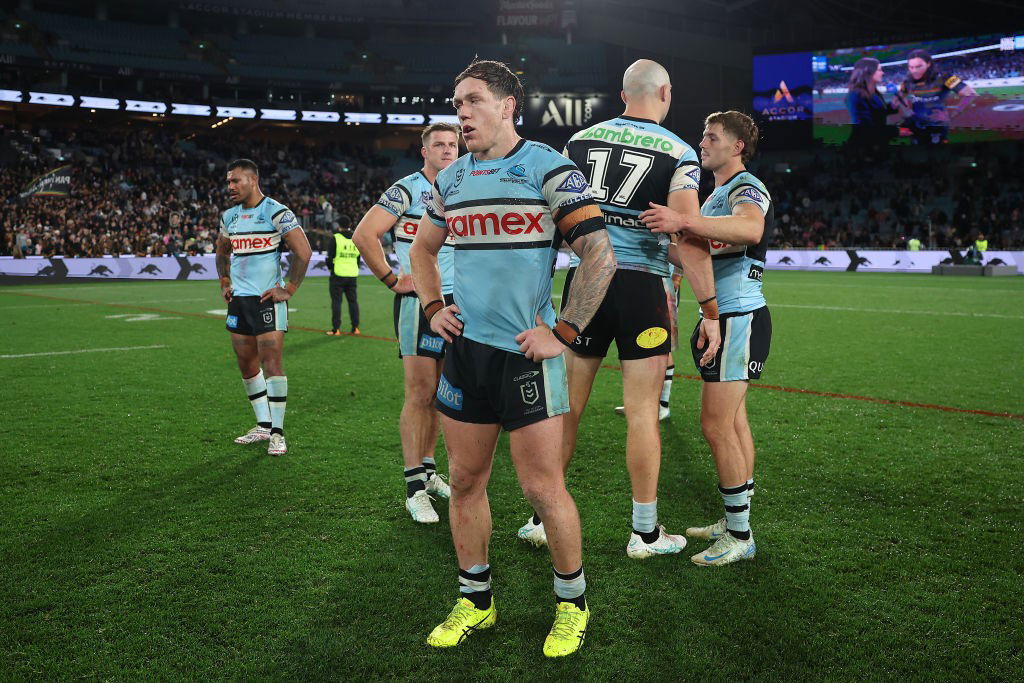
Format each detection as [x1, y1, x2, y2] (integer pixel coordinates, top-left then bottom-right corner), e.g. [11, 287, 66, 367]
[754, 31, 1024, 145]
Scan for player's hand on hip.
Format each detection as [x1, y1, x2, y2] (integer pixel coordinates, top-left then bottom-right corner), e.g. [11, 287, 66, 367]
[697, 317, 721, 367]
[221, 285, 233, 303]
[260, 286, 291, 303]
[515, 315, 564, 362]
[393, 274, 415, 294]
[641, 202, 686, 234]
[431, 304, 463, 342]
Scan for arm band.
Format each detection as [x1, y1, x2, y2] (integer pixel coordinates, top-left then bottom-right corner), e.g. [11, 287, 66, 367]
[422, 299, 444, 322]
[379, 272, 398, 289]
[552, 319, 581, 347]
[700, 300, 719, 320]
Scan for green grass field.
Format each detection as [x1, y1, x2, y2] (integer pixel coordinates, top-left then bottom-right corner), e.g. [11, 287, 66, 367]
[2, 270, 1022, 680]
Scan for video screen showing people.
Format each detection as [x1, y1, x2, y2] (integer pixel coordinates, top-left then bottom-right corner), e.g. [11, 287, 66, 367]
[812, 33, 1024, 145]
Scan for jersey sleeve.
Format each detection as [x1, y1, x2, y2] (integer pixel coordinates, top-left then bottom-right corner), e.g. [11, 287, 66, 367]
[943, 74, 968, 94]
[218, 212, 228, 237]
[541, 162, 605, 244]
[270, 204, 300, 235]
[376, 182, 411, 218]
[728, 182, 771, 215]
[669, 145, 701, 194]
[424, 180, 447, 229]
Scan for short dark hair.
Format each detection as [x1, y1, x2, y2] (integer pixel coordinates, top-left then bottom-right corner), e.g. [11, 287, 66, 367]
[421, 122, 460, 146]
[228, 158, 259, 175]
[454, 58, 524, 123]
[705, 111, 759, 164]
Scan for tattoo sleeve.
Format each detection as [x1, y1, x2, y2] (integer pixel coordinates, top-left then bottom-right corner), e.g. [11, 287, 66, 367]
[560, 230, 616, 331]
[287, 253, 309, 290]
[215, 235, 231, 282]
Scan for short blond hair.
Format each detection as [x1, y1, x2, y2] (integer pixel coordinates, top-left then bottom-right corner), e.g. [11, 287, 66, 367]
[421, 122, 460, 146]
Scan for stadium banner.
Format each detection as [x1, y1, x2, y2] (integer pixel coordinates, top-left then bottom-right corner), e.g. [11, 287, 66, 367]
[526, 93, 612, 128]
[20, 165, 72, 198]
[495, 0, 564, 30]
[2, 250, 1022, 281]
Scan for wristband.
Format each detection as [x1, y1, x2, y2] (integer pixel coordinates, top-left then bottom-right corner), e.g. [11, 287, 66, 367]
[422, 299, 444, 322]
[700, 299, 719, 320]
[552, 319, 581, 347]
[379, 272, 398, 289]
[698, 294, 716, 305]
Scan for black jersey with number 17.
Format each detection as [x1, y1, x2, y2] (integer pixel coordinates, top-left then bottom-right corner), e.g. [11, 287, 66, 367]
[564, 115, 701, 277]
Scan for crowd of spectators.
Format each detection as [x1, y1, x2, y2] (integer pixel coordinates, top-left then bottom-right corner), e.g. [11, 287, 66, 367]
[3, 123, 1023, 257]
[751, 142, 1024, 250]
[1, 124, 393, 258]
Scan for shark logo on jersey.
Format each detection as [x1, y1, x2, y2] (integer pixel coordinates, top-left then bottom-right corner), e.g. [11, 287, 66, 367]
[385, 187, 404, 203]
[556, 170, 589, 194]
[507, 164, 527, 178]
[736, 187, 764, 203]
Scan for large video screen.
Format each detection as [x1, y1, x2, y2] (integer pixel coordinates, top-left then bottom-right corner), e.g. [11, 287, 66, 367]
[754, 32, 1024, 146]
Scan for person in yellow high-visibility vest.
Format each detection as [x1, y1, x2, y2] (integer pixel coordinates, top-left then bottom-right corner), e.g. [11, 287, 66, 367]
[326, 220, 361, 335]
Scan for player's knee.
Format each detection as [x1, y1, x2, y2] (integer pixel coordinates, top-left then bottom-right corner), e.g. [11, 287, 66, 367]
[700, 414, 733, 446]
[519, 476, 563, 512]
[448, 466, 486, 498]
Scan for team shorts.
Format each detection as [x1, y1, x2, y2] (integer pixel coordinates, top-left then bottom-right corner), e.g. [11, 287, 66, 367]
[561, 267, 672, 360]
[394, 293, 454, 359]
[435, 335, 569, 431]
[226, 295, 288, 336]
[690, 306, 771, 382]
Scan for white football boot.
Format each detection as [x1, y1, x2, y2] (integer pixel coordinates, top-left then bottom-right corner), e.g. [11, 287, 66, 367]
[685, 518, 727, 540]
[691, 532, 756, 566]
[425, 473, 451, 500]
[234, 425, 271, 444]
[516, 516, 548, 547]
[406, 489, 440, 524]
[267, 433, 287, 456]
[626, 525, 687, 559]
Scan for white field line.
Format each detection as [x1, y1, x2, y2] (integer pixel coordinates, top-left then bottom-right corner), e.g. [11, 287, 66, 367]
[0, 297, 210, 310]
[1, 344, 169, 359]
[770, 303, 1023, 320]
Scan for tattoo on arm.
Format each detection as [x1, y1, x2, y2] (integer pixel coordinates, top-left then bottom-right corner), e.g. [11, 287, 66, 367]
[287, 255, 309, 290]
[561, 231, 616, 331]
[215, 236, 231, 281]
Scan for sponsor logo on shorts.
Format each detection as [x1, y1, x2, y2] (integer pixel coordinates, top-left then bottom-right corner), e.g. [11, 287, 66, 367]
[437, 375, 463, 410]
[419, 333, 444, 353]
[636, 326, 668, 349]
[226, 314, 239, 328]
[556, 170, 590, 194]
[513, 370, 539, 382]
[748, 360, 764, 375]
[518, 379, 540, 405]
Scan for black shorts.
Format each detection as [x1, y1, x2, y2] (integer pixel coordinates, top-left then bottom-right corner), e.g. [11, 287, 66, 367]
[226, 295, 288, 336]
[435, 335, 569, 431]
[393, 293, 454, 359]
[561, 267, 672, 360]
[690, 306, 771, 382]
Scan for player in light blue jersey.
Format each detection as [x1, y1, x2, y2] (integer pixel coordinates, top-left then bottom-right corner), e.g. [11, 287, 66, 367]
[553, 60, 721, 561]
[215, 159, 312, 457]
[352, 123, 460, 524]
[410, 59, 614, 658]
[642, 111, 773, 566]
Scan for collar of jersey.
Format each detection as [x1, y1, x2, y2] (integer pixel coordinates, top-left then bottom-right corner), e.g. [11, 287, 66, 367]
[618, 114, 657, 125]
[719, 169, 748, 187]
[236, 196, 268, 211]
[470, 138, 527, 167]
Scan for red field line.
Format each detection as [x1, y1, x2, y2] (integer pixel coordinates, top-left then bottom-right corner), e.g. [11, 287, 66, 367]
[13, 290, 1024, 421]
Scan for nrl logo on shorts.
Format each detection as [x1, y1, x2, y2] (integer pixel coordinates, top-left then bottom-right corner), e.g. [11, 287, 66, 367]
[262, 310, 274, 324]
[519, 379, 539, 405]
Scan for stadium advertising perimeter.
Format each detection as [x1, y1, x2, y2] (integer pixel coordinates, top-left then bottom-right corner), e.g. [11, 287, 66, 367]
[754, 30, 1024, 145]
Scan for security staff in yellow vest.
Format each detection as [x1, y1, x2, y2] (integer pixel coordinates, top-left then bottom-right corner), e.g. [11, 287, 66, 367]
[974, 232, 988, 253]
[325, 220, 361, 336]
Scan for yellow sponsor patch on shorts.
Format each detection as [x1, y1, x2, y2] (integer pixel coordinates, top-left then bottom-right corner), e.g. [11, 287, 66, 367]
[636, 326, 668, 349]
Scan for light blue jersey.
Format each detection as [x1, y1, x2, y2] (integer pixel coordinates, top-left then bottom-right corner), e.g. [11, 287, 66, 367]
[425, 139, 606, 353]
[220, 196, 299, 296]
[701, 170, 772, 314]
[564, 116, 701, 277]
[376, 170, 455, 295]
